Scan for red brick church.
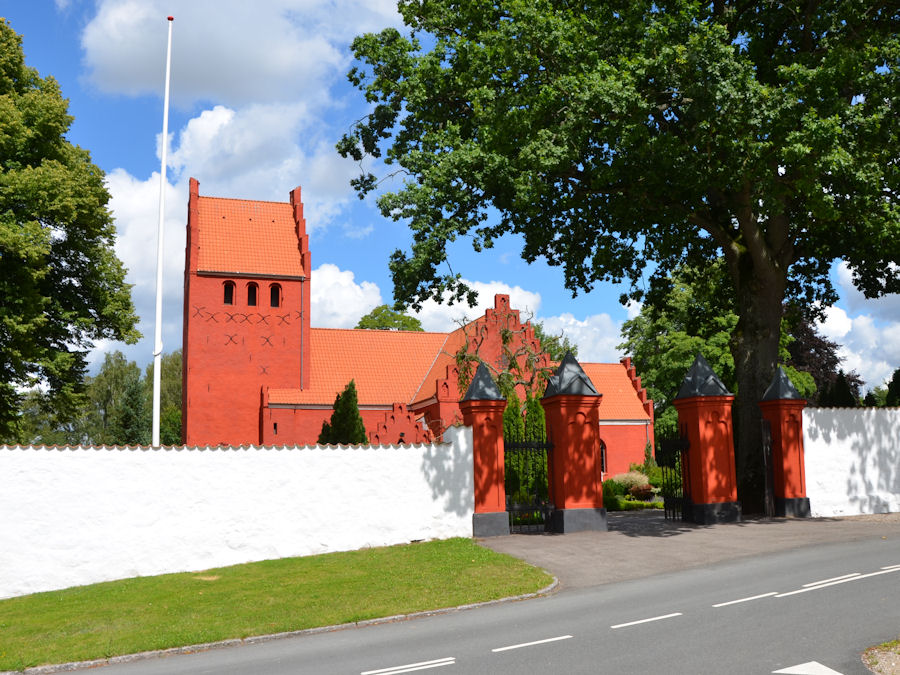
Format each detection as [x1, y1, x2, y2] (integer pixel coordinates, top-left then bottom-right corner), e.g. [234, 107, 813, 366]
[182, 179, 654, 476]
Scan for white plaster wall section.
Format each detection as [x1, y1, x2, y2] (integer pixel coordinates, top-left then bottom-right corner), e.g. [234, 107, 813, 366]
[0, 435, 475, 600]
[803, 408, 900, 517]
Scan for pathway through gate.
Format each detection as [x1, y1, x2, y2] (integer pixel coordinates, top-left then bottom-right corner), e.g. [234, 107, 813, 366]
[504, 434, 554, 533]
[656, 438, 689, 521]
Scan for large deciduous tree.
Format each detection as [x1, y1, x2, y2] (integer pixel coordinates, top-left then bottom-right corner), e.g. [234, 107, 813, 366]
[0, 20, 139, 440]
[356, 304, 424, 331]
[619, 262, 816, 444]
[338, 1, 899, 509]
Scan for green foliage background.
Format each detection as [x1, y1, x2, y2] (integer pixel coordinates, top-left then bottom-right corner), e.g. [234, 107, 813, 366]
[0, 20, 139, 440]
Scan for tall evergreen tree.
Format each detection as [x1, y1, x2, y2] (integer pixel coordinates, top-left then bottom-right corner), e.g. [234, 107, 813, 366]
[112, 376, 149, 445]
[524, 392, 545, 442]
[885, 368, 900, 407]
[502, 391, 524, 441]
[318, 380, 368, 444]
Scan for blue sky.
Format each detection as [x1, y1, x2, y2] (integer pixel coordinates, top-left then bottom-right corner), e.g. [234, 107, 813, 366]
[4, 0, 898, 390]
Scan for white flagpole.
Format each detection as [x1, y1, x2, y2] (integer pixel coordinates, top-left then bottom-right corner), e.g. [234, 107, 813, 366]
[152, 15, 174, 448]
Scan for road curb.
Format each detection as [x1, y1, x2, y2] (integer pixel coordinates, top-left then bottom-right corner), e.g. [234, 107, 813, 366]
[1, 576, 559, 674]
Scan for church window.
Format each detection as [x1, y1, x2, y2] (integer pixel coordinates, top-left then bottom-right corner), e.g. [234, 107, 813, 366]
[223, 281, 235, 305]
[599, 439, 607, 475]
[247, 283, 258, 306]
[270, 283, 281, 308]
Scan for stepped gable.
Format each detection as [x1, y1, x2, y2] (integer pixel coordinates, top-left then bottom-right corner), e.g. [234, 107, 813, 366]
[581, 361, 653, 421]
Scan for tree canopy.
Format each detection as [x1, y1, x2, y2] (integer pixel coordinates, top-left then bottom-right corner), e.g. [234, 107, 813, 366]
[619, 262, 816, 443]
[0, 20, 139, 440]
[356, 304, 424, 331]
[13, 350, 182, 446]
[532, 322, 578, 362]
[339, 1, 899, 510]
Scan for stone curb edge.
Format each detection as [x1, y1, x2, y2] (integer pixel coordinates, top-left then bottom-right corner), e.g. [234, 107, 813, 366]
[1, 576, 559, 674]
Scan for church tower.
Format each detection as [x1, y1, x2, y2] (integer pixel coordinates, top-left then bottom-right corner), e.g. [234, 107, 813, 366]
[182, 178, 311, 445]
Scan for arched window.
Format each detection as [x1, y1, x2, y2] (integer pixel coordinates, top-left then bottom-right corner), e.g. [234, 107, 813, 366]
[223, 281, 235, 305]
[247, 283, 258, 307]
[270, 283, 281, 308]
[599, 439, 607, 475]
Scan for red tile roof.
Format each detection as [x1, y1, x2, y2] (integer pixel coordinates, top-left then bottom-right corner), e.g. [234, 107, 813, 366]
[267, 323, 650, 423]
[196, 196, 305, 278]
[268, 328, 450, 406]
[581, 363, 651, 421]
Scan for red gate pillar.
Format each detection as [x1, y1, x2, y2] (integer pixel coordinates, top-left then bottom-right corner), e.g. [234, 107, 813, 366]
[672, 354, 741, 524]
[759, 367, 810, 517]
[459, 363, 509, 537]
[542, 353, 607, 533]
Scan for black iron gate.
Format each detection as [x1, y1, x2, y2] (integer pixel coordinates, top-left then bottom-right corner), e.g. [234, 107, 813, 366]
[656, 437, 689, 520]
[504, 435, 553, 533]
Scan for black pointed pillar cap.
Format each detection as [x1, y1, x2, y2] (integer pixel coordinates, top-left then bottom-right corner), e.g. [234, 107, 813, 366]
[675, 353, 732, 399]
[762, 366, 802, 400]
[461, 362, 505, 401]
[543, 352, 599, 398]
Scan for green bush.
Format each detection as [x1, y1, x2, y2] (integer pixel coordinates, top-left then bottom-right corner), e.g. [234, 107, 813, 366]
[604, 494, 663, 511]
[611, 470, 649, 490]
[602, 478, 626, 497]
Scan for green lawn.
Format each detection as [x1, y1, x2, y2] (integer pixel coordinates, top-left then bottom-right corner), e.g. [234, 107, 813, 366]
[0, 538, 551, 672]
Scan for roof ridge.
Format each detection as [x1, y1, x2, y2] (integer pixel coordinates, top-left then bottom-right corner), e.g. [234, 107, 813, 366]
[309, 326, 451, 336]
[198, 195, 292, 206]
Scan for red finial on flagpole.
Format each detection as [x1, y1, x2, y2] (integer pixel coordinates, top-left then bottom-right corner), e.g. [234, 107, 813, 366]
[168, 16, 174, 21]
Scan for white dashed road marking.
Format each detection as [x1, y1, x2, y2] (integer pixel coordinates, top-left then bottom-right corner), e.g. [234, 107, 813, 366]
[610, 612, 683, 629]
[712, 591, 778, 607]
[492, 635, 573, 652]
[362, 657, 455, 675]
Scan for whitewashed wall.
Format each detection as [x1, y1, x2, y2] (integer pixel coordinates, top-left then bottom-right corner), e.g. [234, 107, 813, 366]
[0, 426, 473, 599]
[804, 408, 900, 517]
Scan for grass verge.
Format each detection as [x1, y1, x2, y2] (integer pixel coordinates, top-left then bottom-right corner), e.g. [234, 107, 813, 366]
[863, 636, 900, 674]
[0, 538, 551, 672]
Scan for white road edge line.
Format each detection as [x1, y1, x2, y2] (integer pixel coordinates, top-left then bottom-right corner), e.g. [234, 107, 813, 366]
[881, 564, 900, 571]
[776, 567, 900, 598]
[712, 592, 778, 607]
[362, 657, 455, 675]
[611, 612, 683, 629]
[802, 573, 859, 587]
[492, 635, 573, 652]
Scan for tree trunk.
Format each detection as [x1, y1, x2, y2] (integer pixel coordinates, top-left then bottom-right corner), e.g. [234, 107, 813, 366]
[729, 255, 785, 514]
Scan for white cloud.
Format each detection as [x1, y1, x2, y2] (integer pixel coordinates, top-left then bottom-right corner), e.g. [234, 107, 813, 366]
[625, 299, 642, 320]
[310, 263, 382, 328]
[814, 308, 900, 391]
[536, 313, 624, 363]
[103, 167, 187, 369]
[833, 261, 900, 323]
[81, 0, 400, 108]
[411, 280, 542, 332]
[163, 104, 358, 232]
[818, 305, 852, 341]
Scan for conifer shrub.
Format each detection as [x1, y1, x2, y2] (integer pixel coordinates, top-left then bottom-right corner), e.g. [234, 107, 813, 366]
[318, 380, 367, 444]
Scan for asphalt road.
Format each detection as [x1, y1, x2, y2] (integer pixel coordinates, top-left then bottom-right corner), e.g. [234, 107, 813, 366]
[87, 533, 900, 675]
